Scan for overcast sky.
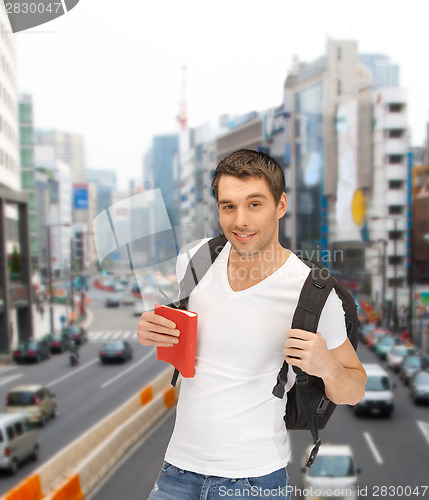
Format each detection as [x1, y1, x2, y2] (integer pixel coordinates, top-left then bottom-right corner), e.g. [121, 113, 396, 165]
[14, 0, 429, 189]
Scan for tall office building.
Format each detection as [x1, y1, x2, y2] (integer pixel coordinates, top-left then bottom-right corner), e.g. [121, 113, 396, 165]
[19, 95, 38, 267]
[0, 13, 19, 191]
[0, 7, 33, 349]
[35, 129, 86, 183]
[148, 134, 179, 228]
[35, 146, 72, 276]
[85, 168, 117, 214]
[283, 40, 409, 319]
[359, 54, 400, 88]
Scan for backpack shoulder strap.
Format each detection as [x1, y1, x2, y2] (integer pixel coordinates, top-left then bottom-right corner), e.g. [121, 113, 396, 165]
[171, 235, 227, 386]
[178, 235, 228, 309]
[272, 259, 336, 398]
[272, 259, 339, 467]
[291, 259, 337, 334]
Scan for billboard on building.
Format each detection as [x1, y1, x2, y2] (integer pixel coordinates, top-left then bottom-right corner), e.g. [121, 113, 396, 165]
[74, 186, 89, 209]
[336, 100, 364, 240]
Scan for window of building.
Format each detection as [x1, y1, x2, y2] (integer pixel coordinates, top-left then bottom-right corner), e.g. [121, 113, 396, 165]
[21, 171, 35, 189]
[388, 205, 403, 215]
[388, 230, 402, 241]
[337, 79, 342, 96]
[388, 256, 403, 266]
[388, 155, 403, 164]
[337, 46, 342, 60]
[388, 180, 403, 189]
[20, 148, 34, 167]
[19, 103, 33, 123]
[388, 277, 405, 288]
[28, 193, 36, 210]
[389, 103, 403, 113]
[19, 126, 34, 145]
[388, 129, 403, 138]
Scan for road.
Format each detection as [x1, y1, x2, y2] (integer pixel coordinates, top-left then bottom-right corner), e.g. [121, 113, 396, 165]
[0, 284, 165, 495]
[2, 280, 428, 498]
[88, 342, 429, 499]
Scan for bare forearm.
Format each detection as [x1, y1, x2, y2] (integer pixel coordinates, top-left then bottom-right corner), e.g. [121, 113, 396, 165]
[323, 358, 366, 405]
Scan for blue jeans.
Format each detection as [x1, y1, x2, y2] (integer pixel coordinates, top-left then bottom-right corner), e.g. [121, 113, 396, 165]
[147, 461, 291, 499]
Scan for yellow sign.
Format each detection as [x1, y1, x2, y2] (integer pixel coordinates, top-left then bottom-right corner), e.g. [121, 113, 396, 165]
[352, 189, 366, 226]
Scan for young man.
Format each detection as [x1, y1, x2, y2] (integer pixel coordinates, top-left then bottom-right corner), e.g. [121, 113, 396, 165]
[137, 149, 366, 499]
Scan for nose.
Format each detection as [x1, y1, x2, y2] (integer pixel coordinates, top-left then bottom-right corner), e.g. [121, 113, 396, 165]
[234, 207, 249, 229]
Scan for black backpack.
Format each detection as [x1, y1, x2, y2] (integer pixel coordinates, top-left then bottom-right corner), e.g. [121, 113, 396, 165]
[167, 235, 359, 467]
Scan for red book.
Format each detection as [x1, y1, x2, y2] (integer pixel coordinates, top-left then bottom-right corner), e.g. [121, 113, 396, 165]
[155, 304, 198, 378]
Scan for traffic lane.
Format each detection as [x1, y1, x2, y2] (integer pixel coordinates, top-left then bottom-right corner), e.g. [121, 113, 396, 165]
[88, 408, 176, 500]
[88, 303, 141, 331]
[0, 340, 141, 405]
[84, 341, 429, 500]
[352, 346, 429, 489]
[288, 343, 429, 497]
[0, 345, 165, 494]
[31, 347, 163, 456]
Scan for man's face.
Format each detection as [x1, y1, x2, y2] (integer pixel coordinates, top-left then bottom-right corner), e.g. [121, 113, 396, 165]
[217, 175, 287, 258]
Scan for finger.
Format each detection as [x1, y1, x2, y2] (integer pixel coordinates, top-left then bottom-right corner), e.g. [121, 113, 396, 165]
[140, 340, 174, 347]
[283, 347, 302, 359]
[138, 318, 180, 338]
[285, 338, 305, 349]
[145, 311, 178, 330]
[286, 329, 313, 340]
[284, 350, 303, 363]
[137, 331, 179, 347]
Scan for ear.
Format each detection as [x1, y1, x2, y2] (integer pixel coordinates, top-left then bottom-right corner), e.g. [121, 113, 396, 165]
[277, 193, 288, 219]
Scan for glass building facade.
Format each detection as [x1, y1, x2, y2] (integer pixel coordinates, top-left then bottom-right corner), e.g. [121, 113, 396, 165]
[294, 82, 327, 256]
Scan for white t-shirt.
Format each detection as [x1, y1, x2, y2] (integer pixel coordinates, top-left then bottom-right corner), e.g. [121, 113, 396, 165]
[165, 240, 347, 478]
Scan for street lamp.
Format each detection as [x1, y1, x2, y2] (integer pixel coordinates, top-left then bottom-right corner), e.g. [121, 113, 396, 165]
[46, 222, 71, 332]
[371, 216, 401, 332]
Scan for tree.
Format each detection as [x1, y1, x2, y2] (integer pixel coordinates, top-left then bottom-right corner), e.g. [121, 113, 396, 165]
[9, 245, 21, 279]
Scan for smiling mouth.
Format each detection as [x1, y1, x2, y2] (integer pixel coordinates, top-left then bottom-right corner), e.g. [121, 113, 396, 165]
[233, 232, 255, 242]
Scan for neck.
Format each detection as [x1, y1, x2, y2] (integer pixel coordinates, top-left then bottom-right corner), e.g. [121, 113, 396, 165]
[228, 241, 289, 272]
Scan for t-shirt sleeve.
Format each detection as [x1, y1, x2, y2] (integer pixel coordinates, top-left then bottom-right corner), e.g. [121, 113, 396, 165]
[317, 289, 348, 350]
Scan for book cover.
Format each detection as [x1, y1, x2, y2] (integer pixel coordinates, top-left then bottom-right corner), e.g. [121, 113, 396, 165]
[155, 304, 198, 378]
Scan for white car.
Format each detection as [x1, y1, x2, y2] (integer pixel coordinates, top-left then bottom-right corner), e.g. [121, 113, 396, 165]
[301, 444, 359, 500]
[353, 364, 394, 417]
[386, 345, 417, 372]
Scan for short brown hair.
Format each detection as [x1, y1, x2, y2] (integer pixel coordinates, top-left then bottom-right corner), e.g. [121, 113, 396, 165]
[212, 149, 286, 204]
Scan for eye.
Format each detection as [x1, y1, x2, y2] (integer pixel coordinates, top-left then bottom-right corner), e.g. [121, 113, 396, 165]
[222, 205, 234, 210]
[250, 202, 261, 208]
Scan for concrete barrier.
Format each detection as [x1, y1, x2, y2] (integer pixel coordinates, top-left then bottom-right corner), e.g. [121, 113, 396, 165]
[50, 474, 83, 500]
[76, 384, 179, 495]
[0, 366, 179, 500]
[4, 475, 43, 500]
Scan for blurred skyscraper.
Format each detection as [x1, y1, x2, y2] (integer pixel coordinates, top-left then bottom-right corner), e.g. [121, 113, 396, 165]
[35, 129, 86, 183]
[0, 10, 33, 350]
[359, 54, 400, 88]
[85, 168, 117, 214]
[145, 134, 179, 230]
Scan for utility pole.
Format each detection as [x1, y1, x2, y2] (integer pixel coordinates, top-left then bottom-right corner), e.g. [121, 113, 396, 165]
[47, 225, 54, 333]
[70, 238, 75, 317]
[46, 222, 71, 332]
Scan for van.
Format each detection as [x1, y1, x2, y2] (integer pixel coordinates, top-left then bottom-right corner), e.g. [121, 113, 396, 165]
[5, 385, 57, 426]
[0, 413, 39, 475]
[353, 364, 394, 417]
[301, 444, 359, 500]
